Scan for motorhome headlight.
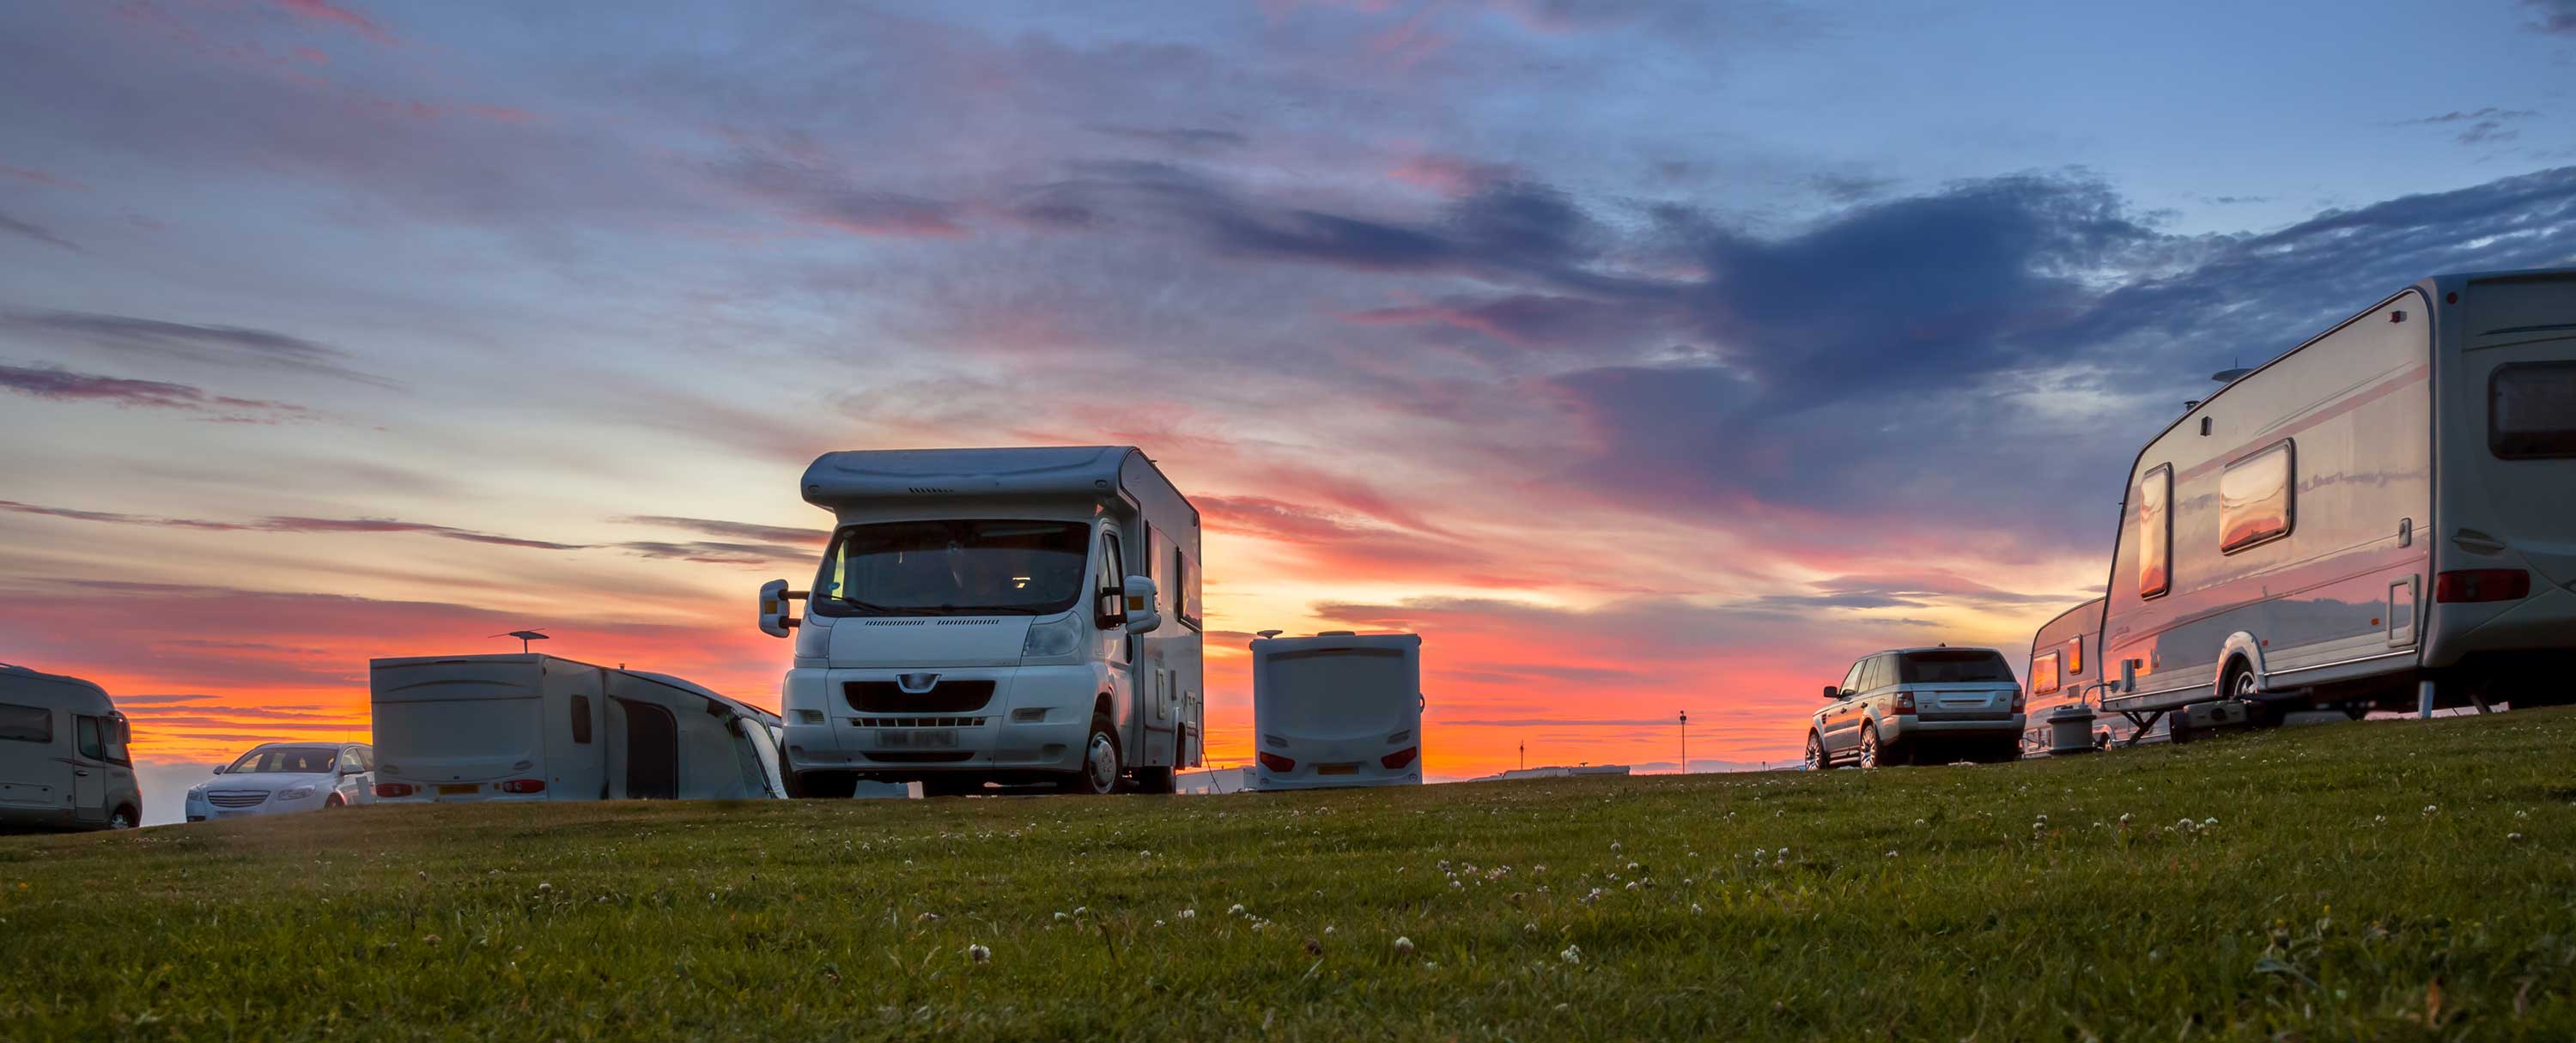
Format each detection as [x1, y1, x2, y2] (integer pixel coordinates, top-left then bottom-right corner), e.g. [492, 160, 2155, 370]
[278, 786, 318, 801]
[1022, 613, 1084, 659]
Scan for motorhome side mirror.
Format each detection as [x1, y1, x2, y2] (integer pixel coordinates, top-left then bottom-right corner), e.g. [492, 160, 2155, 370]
[2119, 659, 2139, 694]
[1096, 588, 1127, 628]
[1121, 574, 1163, 634]
[757, 579, 805, 639]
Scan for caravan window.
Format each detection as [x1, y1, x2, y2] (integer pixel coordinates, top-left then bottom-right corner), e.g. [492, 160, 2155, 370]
[2136, 465, 2172, 598]
[2063, 636, 2082, 675]
[2031, 652, 2063, 695]
[570, 694, 593, 744]
[2219, 440, 2295, 554]
[1170, 547, 1202, 630]
[2492, 361, 2576, 459]
[0, 702, 48, 743]
[812, 519, 1091, 617]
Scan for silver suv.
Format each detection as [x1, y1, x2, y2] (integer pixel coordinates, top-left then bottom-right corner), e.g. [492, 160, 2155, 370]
[1805, 647, 2024, 769]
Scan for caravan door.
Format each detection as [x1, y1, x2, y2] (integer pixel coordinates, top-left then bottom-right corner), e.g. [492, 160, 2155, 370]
[544, 660, 607, 799]
[617, 698, 680, 799]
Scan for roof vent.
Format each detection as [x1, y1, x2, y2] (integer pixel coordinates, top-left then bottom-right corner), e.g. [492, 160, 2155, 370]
[1317, 630, 1357, 636]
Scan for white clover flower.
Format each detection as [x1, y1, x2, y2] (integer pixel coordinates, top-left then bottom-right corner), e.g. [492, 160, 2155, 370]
[1323, 925, 1335, 935]
[1609, 842, 1623, 854]
[1522, 922, 1538, 933]
[1178, 908, 1195, 919]
[2202, 818, 2217, 828]
[1624, 881, 1641, 892]
[1885, 851, 1898, 858]
[1228, 903, 1247, 916]
[2423, 804, 2439, 815]
[1393, 937, 1415, 956]
[967, 943, 991, 963]
[1054, 912, 1070, 922]
[1691, 903, 1705, 913]
[1152, 919, 1166, 928]
[1559, 944, 1582, 965]
[916, 912, 942, 923]
[538, 882, 553, 893]
[2508, 833, 2524, 842]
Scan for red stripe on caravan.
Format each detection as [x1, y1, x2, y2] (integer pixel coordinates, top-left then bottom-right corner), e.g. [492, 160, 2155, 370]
[2170, 363, 2431, 486]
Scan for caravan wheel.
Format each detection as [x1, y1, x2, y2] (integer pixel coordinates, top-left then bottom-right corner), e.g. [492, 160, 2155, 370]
[1064, 713, 1122, 795]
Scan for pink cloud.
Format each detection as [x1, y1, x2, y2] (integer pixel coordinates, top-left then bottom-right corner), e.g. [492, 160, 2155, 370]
[268, 0, 394, 45]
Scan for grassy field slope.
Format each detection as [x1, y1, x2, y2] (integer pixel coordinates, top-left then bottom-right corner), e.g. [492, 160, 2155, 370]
[5, 709, 2574, 1040]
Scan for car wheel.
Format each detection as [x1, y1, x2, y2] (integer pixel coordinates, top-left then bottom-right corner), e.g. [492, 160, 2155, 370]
[1132, 766, 1177, 794]
[1065, 713, 1122, 795]
[1856, 725, 1883, 769]
[106, 806, 136, 830]
[325, 794, 346, 809]
[1803, 731, 1833, 771]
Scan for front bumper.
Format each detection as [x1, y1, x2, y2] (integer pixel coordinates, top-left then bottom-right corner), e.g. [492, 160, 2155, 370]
[781, 663, 1105, 778]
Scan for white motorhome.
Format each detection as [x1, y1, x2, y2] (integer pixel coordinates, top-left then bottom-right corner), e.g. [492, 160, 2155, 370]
[0, 664, 141, 831]
[369, 654, 784, 803]
[1249, 631, 1423, 791]
[2090, 269, 2576, 735]
[758, 446, 1205, 797]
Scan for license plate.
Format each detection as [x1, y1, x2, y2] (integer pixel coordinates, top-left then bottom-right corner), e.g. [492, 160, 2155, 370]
[1316, 763, 1358, 776]
[878, 730, 957, 749]
[438, 784, 478, 796]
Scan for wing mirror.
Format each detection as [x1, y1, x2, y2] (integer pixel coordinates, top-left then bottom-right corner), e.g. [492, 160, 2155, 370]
[757, 579, 806, 639]
[210, 765, 227, 774]
[1120, 574, 1163, 634]
[1820, 685, 1842, 700]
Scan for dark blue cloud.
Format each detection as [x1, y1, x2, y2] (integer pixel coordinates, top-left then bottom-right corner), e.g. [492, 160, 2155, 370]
[0, 311, 388, 385]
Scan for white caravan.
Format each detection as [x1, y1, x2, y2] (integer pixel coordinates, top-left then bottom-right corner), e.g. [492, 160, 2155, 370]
[2089, 269, 2576, 736]
[0, 664, 141, 831]
[757, 446, 1205, 797]
[369, 654, 785, 803]
[1249, 631, 1423, 791]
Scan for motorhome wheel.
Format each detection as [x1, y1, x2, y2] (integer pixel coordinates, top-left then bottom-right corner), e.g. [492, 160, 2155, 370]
[1071, 713, 1121, 795]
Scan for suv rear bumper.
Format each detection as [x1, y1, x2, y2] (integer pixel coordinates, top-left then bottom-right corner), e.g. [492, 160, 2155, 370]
[1884, 714, 2025, 742]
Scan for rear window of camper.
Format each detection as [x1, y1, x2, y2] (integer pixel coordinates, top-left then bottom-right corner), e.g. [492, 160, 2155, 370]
[2135, 465, 2172, 597]
[2220, 440, 2295, 554]
[0, 702, 50, 743]
[2030, 652, 2062, 694]
[1895, 650, 2014, 683]
[2492, 362, 2576, 459]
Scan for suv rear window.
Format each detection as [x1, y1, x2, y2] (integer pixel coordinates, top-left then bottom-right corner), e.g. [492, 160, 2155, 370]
[1897, 651, 2014, 684]
[2492, 361, 2576, 459]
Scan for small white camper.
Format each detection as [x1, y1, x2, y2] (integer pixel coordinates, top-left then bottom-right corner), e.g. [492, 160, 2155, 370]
[1250, 631, 1424, 791]
[756, 446, 1205, 797]
[368, 654, 784, 803]
[0, 664, 142, 831]
[2090, 269, 2576, 731]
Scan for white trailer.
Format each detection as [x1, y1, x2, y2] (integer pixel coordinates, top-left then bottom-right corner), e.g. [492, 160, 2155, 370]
[368, 654, 784, 803]
[0, 664, 141, 831]
[2089, 269, 2576, 734]
[758, 446, 1205, 797]
[1249, 631, 1423, 791]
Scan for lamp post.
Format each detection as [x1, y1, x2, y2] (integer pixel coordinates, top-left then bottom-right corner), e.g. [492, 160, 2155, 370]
[1678, 710, 1688, 775]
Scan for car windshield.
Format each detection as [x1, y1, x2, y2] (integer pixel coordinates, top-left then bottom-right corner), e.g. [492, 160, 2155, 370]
[813, 519, 1092, 616]
[228, 746, 339, 774]
[1897, 651, 2014, 684]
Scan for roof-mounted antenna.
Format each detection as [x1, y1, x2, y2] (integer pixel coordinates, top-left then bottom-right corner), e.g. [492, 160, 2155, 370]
[491, 629, 550, 653]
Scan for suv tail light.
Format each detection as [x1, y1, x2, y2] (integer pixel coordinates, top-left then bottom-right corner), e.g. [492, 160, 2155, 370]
[496, 779, 546, 794]
[1380, 747, 1419, 770]
[1257, 752, 1296, 773]
[2435, 568, 2530, 603]
[1893, 691, 1917, 715]
[2012, 690, 2027, 713]
[373, 782, 415, 798]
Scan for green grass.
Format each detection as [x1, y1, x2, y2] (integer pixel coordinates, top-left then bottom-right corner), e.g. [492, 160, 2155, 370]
[4, 711, 2574, 1041]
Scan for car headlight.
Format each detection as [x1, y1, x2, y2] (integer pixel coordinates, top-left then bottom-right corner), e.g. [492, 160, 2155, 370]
[278, 786, 318, 801]
[185, 789, 208, 804]
[1020, 613, 1084, 659]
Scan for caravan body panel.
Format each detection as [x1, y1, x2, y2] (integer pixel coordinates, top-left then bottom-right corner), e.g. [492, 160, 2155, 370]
[1251, 633, 1424, 791]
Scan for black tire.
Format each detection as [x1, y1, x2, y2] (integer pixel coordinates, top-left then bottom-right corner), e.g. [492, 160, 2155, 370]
[106, 806, 136, 830]
[1857, 725, 1886, 769]
[1987, 738, 2023, 763]
[1133, 766, 1176, 794]
[325, 794, 346, 809]
[1062, 712, 1122, 795]
[799, 771, 860, 799]
[2226, 660, 2277, 727]
[1803, 731, 1834, 771]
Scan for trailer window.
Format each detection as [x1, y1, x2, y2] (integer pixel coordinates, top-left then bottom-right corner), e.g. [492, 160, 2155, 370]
[2063, 636, 2082, 676]
[2220, 440, 2295, 554]
[0, 702, 48, 743]
[2031, 652, 2062, 695]
[570, 694, 593, 744]
[2136, 465, 2172, 598]
[2491, 361, 2576, 459]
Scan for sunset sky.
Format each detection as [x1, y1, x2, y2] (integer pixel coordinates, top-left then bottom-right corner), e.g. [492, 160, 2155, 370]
[4, 1, 2575, 803]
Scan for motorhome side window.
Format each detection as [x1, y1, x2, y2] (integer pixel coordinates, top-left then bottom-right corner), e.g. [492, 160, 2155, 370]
[1097, 531, 1124, 596]
[0, 702, 49, 743]
[98, 719, 129, 766]
[2219, 440, 2295, 554]
[2031, 652, 2062, 694]
[2490, 361, 2576, 458]
[75, 716, 105, 760]
[811, 519, 1092, 616]
[570, 694, 593, 744]
[2136, 465, 2172, 598]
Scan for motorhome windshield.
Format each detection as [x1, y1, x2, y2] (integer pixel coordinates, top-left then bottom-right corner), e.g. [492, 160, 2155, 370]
[813, 519, 1092, 616]
[1896, 651, 2014, 684]
[228, 746, 338, 774]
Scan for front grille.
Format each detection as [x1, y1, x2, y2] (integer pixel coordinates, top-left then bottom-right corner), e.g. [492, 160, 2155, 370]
[852, 717, 988, 728]
[845, 680, 996, 713]
[865, 751, 975, 763]
[206, 791, 269, 808]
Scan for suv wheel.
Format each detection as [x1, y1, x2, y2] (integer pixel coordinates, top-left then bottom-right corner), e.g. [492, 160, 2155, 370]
[1804, 732, 1832, 771]
[1857, 725, 1885, 769]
